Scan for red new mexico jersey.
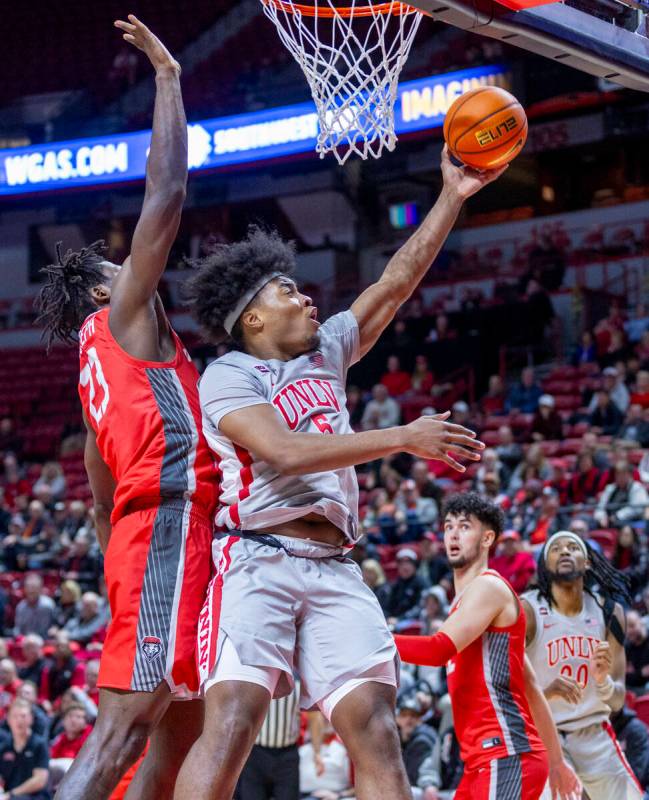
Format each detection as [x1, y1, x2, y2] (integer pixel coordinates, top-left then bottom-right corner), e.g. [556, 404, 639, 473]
[78, 308, 218, 523]
[446, 570, 544, 770]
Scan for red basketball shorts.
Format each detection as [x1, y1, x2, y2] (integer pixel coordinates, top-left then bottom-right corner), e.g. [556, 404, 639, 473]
[99, 500, 212, 696]
[454, 750, 549, 800]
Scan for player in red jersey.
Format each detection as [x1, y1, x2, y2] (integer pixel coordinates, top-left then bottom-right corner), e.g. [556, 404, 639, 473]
[395, 493, 581, 800]
[35, 16, 217, 800]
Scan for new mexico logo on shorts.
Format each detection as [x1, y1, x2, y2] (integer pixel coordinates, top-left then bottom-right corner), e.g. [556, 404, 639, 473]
[141, 636, 163, 662]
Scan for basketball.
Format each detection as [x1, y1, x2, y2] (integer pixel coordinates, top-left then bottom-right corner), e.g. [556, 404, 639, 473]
[443, 86, 528, 171]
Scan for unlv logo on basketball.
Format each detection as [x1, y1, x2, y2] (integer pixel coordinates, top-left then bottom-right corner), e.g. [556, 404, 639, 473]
[141, 636, 163, 662]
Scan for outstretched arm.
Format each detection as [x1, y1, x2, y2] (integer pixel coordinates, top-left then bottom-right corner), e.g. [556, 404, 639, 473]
[218, 405, 484, 475]
[395, 574, 510, 666]
[350, 148, 506, 358]
[110, 15, 187, 319]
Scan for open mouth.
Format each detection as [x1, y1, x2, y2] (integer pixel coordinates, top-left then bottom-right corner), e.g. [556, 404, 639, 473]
[308, 307, 320, 326]
[558, 557, 574, 568]
[449, 545, 461, 558]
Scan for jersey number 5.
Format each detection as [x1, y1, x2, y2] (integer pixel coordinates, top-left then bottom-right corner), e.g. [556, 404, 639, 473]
[80, 347, 110, 424]
[312, 413, 333, 435]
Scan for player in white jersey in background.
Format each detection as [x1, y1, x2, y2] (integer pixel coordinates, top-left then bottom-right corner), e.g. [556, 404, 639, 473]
[173, 149, 506, 800]
[522, 530, 644, 800]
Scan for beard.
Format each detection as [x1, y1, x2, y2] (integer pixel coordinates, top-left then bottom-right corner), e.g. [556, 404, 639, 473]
[548, 566, 587, 584]
[448, 542, 482, 570]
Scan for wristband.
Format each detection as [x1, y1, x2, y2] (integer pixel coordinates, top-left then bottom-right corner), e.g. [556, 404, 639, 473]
[596, 675, 615, 702]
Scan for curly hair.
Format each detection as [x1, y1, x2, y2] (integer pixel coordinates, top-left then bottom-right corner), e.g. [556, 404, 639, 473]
[182, 226, 296, 343]
[443, 492, 505, 537]
[35, 240, 107, 350]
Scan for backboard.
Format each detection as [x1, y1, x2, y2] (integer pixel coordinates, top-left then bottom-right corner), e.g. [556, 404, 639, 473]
[408, 0, 649, 92]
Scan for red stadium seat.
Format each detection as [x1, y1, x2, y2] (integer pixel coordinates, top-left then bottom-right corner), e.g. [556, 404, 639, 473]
[588, 529, 618, 558]
[557, 438, 584, 455]
[481, 431, 501, 446]
[539, 441, 561, 456]
[554, 396, 581, 411]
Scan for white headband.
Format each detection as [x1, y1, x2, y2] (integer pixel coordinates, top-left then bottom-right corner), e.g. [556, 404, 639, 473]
[543, 531, 588, 561]
[223, 272, 282, 336]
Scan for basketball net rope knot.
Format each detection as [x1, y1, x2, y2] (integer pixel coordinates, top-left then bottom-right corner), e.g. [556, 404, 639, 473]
[260, 1, 423, 164]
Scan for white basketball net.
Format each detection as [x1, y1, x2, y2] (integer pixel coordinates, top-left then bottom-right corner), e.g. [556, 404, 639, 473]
[260, 1, 423, 164]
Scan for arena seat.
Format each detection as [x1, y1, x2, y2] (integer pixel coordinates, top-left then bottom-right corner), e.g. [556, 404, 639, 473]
[557, 438, 585, 456]
[588, 529, 617, 558]
[482, 415, 505, 431]
[554, 396, 582, 411]
[539, 441, 561, 456]
[481, 430, 500, 446]
[547, 366, 579, 381]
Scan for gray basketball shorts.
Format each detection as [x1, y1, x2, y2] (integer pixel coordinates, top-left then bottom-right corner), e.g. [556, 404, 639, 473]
[196, 531, 398, 709]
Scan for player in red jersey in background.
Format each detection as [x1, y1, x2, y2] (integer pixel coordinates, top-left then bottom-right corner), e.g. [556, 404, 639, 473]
[395, 493, 581, 800]
[35, 16, 217, 800]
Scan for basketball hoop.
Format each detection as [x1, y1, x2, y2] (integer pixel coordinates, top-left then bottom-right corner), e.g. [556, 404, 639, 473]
[260, 1, 423, 164]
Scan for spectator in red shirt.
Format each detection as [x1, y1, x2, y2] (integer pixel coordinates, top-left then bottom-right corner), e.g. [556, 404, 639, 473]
[594, 304, 625, 357]
[50, 704, 92, 759]
[548, 459, 570, 506]
[410, 355, 434, 395]
[630, 370, 649, 409]
[567, 451, 610, 505]
[381, 355, 412, 397]
[49, 703, 93, 790]
[481, 374, 506, 416]
[1, 454, 32, 511]
[0, 658, 22, 720]
[525, 486, 568, 545]
[489, 530, 536, 593]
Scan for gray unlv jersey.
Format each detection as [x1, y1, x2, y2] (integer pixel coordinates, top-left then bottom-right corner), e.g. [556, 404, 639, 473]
[199, 311, 361, 543]
[523, 589, 610, 732]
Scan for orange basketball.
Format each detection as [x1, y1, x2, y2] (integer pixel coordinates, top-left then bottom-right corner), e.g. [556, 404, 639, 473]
[443, 86, 528, 171]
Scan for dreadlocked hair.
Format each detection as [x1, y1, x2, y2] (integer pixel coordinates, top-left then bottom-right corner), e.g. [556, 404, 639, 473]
[35, 240, 107, 350]
[533, 538, 631, 610]
[182, 226, 296, 344]
[443, 492, 505, 537]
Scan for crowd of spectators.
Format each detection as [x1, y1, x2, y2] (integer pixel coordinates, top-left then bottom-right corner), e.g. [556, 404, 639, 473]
[0, 440, 105, 795]
[338, 304, 649, 797]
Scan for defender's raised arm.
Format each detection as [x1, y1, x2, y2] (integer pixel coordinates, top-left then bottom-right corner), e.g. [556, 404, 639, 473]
[110, 15, 187, 321]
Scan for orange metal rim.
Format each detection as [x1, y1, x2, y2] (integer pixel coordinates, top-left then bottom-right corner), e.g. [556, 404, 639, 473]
[261, 0, 417, 17]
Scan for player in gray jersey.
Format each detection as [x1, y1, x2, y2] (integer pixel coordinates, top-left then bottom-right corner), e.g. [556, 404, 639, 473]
[174, 149, 506, 800]
[522, 531, 643, 800]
